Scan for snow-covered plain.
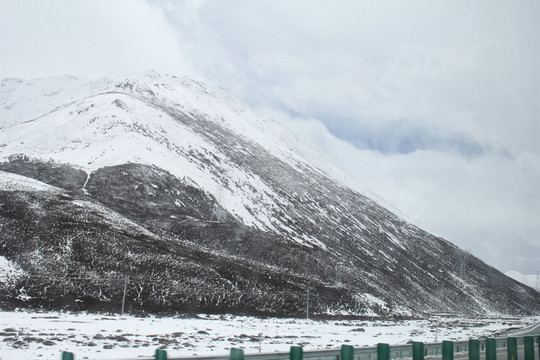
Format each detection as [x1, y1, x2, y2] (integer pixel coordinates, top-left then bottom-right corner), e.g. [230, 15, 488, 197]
[0, 311, 537, 360]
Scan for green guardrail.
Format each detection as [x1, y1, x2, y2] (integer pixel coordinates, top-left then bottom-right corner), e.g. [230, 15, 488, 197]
[507, 337, 518, 360]
[156, 349, 168, 360]
[291, 346, 303, 360]
[61, 333, 540, 360]
[469, 339, 480, 360]
[412, 342, 424, 360]
[524, 337, 534, 360]
[486, 338, 497, 360]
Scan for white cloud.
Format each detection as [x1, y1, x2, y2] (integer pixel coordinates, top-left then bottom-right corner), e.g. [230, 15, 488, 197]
[0, 0, 196, 79]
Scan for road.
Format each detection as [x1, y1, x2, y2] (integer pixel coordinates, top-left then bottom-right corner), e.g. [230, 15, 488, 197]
[451, 321, 540, 360]
[509, 322, 540, 337]
[452, 348, 528, 360]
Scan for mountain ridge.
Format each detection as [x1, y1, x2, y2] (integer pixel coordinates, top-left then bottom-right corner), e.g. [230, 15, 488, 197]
[505, 271, 538, 290]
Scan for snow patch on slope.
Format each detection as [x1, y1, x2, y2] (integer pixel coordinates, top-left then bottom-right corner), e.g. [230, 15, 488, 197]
[0, 75, 113, 128]
[71, 200, 157, 238]
[0, 170, 63, 193]
[0, 92, 323, 247]
[0, 256, 25, 284]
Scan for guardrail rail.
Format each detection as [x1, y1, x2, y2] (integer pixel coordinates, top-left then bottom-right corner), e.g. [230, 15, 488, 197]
[61, 334, 540, 360]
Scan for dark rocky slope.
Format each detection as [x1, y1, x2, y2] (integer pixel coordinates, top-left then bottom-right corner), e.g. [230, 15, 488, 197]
[1, 159, 537, 317]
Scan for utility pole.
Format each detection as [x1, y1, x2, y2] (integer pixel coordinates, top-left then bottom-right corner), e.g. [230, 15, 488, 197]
[306, 290, 310, 319]
[459, 251, 469, 278]
[435, 318, 439, 342]
[335, 264, 342, 287]
[121, 276, 128, 315]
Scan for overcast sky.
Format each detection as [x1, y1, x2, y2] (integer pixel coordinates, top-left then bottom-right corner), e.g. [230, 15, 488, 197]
[1, 0, 539, 275]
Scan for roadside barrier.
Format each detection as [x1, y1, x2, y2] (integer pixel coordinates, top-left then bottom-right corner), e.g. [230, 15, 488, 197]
[61, 334, 540, 360]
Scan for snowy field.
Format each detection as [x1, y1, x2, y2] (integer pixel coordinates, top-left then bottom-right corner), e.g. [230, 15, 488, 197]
[0, 311, 538, 360]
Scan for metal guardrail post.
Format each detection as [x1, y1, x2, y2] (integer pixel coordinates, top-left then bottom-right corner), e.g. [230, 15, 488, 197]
[486, 338, 497, 360]
[62, 352, 74, 360]
[443, 340, 454, 360]
[341, 345, 354, 360]
[524, 337, 534, 360]
[231, 348, 244, 360]
[412, 342, 424, 360]
[155, 349, 167, 360]
[469, 339, 480, 360]
[507, 337, 518, 360]
[378, 343, 390, 360]
[291, 346, 303, 360]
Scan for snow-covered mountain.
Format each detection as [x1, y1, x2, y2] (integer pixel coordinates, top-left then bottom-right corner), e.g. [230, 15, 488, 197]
[1, 72, 538, 316]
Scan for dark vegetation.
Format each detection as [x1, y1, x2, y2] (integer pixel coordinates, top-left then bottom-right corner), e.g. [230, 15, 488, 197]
[1, 157, 539, 317]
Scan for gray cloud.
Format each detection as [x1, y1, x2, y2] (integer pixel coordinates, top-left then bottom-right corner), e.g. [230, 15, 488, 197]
[151, 0, 539, 154]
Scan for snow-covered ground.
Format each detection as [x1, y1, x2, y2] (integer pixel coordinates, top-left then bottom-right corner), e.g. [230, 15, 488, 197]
[0, 311, 537, 360]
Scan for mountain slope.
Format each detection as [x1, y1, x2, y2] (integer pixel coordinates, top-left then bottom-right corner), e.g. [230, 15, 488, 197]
[0, 73, 538, 316]
[505, 271, 538, 290]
